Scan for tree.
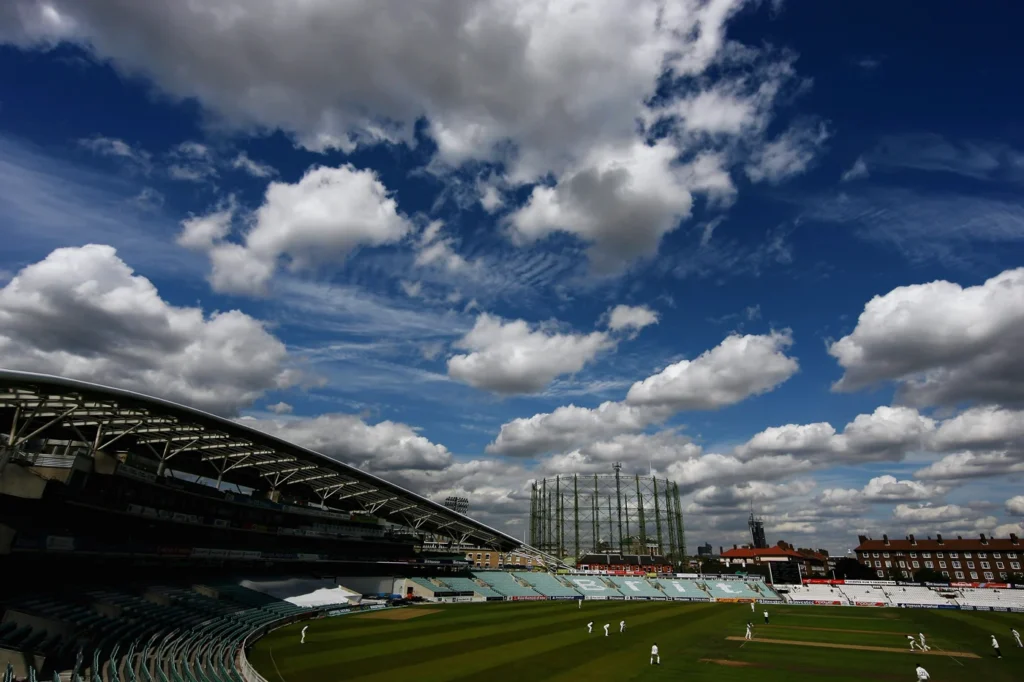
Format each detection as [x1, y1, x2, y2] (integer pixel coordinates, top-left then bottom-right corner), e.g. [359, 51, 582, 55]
[913, 568, 948, 584]
[832, 557, 876, 580]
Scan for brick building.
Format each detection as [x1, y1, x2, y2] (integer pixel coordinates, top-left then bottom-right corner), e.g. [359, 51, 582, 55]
[720, 542, 828, 577]
[854, 533, 1023, 581]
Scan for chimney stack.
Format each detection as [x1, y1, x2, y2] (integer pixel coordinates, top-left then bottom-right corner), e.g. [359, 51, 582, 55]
[936, 534, 943, 545]
[957, 535, 962, 540]
[980, 533, 988, 545]
[857, 535, 869, 545]
[1011, 534, 1019, 546]
[883, 534, 889, 546]
[909, 534, 916, 546]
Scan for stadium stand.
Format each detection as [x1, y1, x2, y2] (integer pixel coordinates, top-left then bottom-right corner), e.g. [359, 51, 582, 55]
[702, 580, 761, 600]
[838, 583, 894, 605]
[511, 572, 581, 598]
[606, 576, 664, 599]
[955, 587, 1024, 610]
[783, 583, 851, 604]
[436, 577, 503, 599]
[472, 572, 541, 598]
[747, 581, 783, 601]
[653, 579, 710, 600]
[563, 575, 623, 598]
[882, 585, 956, 607]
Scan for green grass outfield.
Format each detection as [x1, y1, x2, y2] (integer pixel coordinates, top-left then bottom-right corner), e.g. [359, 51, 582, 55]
[249, 600, 1024, 681]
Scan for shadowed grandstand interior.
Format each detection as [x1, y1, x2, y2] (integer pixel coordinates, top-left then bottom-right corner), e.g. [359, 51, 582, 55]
[0, 372, 530, 681]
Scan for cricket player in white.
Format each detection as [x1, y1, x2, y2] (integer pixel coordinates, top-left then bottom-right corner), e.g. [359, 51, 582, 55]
[301, 625, 308, 644]
[751, 601, 756, 613]
[587, 621, 593, 634]
[650, 643, 660, 665]
[745, 623, 752, 640]
[915, 663, 930, 680]
[620, 620, 626, 633]
[1012, 628, 1022, 647]
[763, 610, 769, 624]
[578, 598, 582, 609]
[991, 635, 1001, 658]
[907, 635, 919, 650]
[603, 623, 610, 637]
[918, 633, 929, 650]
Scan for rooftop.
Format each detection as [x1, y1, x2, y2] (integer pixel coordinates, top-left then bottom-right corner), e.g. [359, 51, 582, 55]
[856, 533, 1021, 552]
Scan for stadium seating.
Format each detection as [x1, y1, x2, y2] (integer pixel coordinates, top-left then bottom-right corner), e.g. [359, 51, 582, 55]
[838, 584, 893, 605]
[747, 581, 783, 601]
[563, 575, 623, 598]
[783, 584, 851, 604]
[955, 588, 1024, 609]
[653, 579, 709, 600]
[1, 581, 321, 681]
[882, 586, 956, 607]
[702, 580, 761, 600]
[437, 577, 503, 598]
[472, 572, 541, 598]
[511, 572, 581, 598]
[606, 576, 664, 598]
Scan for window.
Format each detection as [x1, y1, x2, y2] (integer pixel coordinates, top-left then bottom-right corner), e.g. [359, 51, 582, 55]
[910, 552, 918, 558]
[939, 561, 947, 569]
[898, 561, 906, 568]
[941, 571, 949, 578]
[978, 553, 987, 559]
[883, 552, 890, 558]
[970, 572, 978, 580]
[955, 571, 965, 579]
[912, 561, 920, 569]
[1011, 562, 1021, 570]
[981, 562, 990, 570]
[984, 572, 994, 580]
[937, 552, 944, 558]
[967, 562, 975, 569]
[485, 553, 491, 561]
[873, 552, 880, 558]
[923, 552, 931, 558]
[1008, 553, 1018, 559]
[950, 552, 959, 558]
[925, 561, 934, 569]
[964, 552, 972, 558]
[952, 561, 962, 569]
[884, 561, 892, 567]
[874, 561, 882, 568]
[997, 562, 1004, 570]
[465, 554, 472, 560]
[994, 552, 1002, 559]
[876, 570, 884, 578]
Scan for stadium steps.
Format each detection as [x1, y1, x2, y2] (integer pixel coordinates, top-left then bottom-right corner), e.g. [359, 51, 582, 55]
[510, 572, 581, 598]
[471, 572, 541, 598]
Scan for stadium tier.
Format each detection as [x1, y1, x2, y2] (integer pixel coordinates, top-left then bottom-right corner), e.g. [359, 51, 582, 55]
[783, 583, 852, 604]
[651, 578, 709, 600]
[955, 587, 1024, 609]
[472, 572, 542, 598]
[563, 575, 623, 598]
[436, 577, 503, 599]
[838, 583, 894, 605]
[882, 585, 956, 607]
[605, 576, 665, 599]
[510, 572, 581, 598]
[701, 580, 761, 600]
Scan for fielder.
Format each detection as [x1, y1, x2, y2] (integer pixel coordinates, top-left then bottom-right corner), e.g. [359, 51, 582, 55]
[745, 622, 752, 641]
[620, 620, 626, 633]
[604, 623, 610, 637]
[907, 635, 919, 651]
[650, 643, 660, 665]
[1012, 628, 1021, 647]
[587, 621, 593, 634]
[918, 633, 929, 651]
[991, 635, 1001, 658]
[301, 625, 308, 644]
[750, 601, 756, 613]
[915, 663, 930, 681]
[578, 597, 583, 609]
[763, 610, 770, 624]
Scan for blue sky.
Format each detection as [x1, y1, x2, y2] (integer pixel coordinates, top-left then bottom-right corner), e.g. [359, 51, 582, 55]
[2, 0, 1024, 553]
